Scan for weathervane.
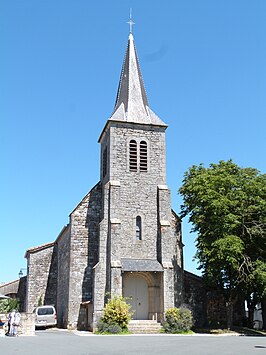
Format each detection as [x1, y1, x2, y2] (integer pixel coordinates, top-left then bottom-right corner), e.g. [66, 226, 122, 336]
[127, 8, 135, 33]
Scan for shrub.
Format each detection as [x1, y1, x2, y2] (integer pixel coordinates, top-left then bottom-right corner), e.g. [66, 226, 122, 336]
[97, 319, 123, 334]
[97, 296, 132, 333]
[163, 307, 193, 333]
[106, 323, 122, 334]
[97, 319, 109, 333]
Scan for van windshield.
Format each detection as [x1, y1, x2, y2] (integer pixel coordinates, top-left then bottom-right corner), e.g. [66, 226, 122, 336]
[37, 308, 54, 315]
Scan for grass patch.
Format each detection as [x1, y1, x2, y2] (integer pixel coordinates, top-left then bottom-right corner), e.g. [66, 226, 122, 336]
[95, 329, 131, 335]
[161, 328, 194, 335]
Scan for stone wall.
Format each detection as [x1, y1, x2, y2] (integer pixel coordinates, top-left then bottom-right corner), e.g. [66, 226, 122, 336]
[184, 271, 245, 327]
[18, 313, 35, 336]
[56, 226, 70, 328]
[68, 183, 102, 330]
[26, 242, 57, 313]
[184, 271, 208, 327]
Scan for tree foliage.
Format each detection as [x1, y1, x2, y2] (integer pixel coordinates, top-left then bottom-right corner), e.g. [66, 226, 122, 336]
[0, 298, 20, 313]
[179, 160, 266, 327]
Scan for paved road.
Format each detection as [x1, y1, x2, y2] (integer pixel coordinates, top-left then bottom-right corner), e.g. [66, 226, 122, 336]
[0, 330, 266, 355]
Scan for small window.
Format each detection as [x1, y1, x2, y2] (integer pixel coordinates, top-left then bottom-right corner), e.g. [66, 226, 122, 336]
[139, 141, 147, 172]
[102, 147, 107, 178]
[129, 140, 138, 172]
[136, 216, 142, 240]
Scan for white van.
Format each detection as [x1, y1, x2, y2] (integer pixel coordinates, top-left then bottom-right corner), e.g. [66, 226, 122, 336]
[35, 306, 57, 328]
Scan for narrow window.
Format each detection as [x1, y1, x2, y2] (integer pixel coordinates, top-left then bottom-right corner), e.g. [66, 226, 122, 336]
[129, 140, 138, 172]
[102, 147, 107, 178]
[139, 141, 147, 172]
[136, 216, 142, 240]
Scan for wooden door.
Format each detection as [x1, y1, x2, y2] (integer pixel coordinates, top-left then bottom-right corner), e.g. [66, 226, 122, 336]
[123, 274, 149, 320]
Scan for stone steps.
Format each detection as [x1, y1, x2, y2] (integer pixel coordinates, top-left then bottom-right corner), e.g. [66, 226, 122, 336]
[128, 320, 162, 334]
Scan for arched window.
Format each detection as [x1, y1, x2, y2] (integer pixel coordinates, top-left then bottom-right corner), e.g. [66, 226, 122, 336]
[136, 216, 142, 240]
[129, 140, 137, 172]
[139, 141, 147, 172]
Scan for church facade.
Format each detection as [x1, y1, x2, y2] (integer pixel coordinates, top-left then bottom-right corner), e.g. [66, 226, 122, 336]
[24, 30, 184, 330]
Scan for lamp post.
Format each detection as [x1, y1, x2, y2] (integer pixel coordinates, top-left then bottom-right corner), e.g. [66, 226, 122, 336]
[18, 268, 27, 278]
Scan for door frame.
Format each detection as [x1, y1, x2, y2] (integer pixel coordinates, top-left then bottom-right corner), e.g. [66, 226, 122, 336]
[122, 271, 163, 321]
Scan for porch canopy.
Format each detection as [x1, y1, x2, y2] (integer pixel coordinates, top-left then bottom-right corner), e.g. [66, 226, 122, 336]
[121, 258, 163, 272]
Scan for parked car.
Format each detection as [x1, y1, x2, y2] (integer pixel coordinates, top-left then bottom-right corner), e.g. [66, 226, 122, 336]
[34, 306, 57, 328]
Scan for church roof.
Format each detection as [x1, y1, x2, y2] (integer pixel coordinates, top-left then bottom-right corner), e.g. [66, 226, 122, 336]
[121, 258, 163, 272]
[109, 32, 167, 127]
[25, 241, 55, 258]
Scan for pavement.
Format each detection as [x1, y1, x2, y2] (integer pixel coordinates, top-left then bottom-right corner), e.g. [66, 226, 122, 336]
[0, 329, 265, 355]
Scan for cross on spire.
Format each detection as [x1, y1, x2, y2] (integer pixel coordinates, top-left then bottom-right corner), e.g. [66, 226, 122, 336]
[127, 9, 135, 33]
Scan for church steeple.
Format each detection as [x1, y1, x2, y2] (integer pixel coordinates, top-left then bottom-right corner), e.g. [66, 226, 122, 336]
[109, 28, 167, 127]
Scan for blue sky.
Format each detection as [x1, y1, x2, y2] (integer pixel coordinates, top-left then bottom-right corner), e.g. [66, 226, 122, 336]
[1, 0, 265, 284]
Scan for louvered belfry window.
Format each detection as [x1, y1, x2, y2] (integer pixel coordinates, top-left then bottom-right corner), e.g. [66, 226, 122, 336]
[139, 141, 148, 172]
[129, 140, 138, 171]
[129, 139, 148, 172]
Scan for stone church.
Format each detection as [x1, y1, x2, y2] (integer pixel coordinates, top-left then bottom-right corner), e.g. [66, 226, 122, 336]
[1, 28, 222, 331]
[25, 29, 184, 330]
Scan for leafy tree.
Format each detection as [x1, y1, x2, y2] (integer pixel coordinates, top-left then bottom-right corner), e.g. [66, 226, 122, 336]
[179, 160, 266, 328]
[0, 298, 20, 313]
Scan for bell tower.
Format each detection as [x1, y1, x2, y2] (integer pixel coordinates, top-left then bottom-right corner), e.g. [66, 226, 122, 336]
[92, 22, 183, 326]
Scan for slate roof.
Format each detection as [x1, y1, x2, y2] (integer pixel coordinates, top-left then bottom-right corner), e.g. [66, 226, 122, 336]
[24, 241, 55, 258]
[121, 258, 163, 272]
[109, 33, 167, 127]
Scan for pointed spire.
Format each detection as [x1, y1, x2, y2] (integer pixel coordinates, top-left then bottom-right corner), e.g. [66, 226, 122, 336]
[109, 17, 167, 127]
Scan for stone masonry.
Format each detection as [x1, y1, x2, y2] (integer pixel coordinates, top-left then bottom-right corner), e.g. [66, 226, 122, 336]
[25, 242, 57, 313]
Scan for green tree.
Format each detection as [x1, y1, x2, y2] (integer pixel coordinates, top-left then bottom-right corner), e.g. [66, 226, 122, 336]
[179, 160, 266, 328]
[0, 298, 20, 313]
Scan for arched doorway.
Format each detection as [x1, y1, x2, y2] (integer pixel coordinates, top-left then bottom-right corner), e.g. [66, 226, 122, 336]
[123, 274, 149, 320]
